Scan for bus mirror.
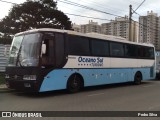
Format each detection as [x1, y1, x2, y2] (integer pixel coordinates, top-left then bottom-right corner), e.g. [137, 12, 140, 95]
[42, 44, 46, 54]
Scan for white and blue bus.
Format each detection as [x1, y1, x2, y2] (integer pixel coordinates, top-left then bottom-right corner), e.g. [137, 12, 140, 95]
[5, 28, 156, 93]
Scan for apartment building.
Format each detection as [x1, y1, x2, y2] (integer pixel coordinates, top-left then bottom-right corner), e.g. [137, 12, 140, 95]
[101, 16, 138, 42]
[139, 11, 160, 50]
[80, 20, 101, 33]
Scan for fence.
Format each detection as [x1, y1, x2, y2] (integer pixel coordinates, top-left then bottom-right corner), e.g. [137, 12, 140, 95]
[0, 44, 10, 72]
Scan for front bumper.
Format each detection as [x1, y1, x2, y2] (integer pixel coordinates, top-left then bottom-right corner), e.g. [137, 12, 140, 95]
[6, 79, 39, 92]
[5, 66, 53, 92]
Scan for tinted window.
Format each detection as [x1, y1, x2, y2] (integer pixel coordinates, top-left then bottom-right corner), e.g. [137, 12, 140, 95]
[138, 46, 154, 59]
[55, 33, 65, 67]
[125, 44, 138, 58]
[91, 40, 109, 56]
[138, 46, 144, 58]
[110, 42, 124, 57]
[148, 47, 154, 59]
[68, 35, 90, 56]
[144, 47, 154, 59]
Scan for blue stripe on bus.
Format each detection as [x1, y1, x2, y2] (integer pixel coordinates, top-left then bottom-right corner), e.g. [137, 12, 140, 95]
[39, 67, 155, 92]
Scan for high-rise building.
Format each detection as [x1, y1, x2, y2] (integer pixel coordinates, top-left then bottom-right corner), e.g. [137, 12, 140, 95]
[80, 20, 101, 33]
[139, 11, 160, 50]
[101, 16, 138, 42]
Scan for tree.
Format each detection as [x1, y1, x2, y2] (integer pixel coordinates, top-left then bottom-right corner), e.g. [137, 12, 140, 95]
[0, 0, 72, 37]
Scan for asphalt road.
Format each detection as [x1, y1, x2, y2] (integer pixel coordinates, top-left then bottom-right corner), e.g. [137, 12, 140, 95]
[0, 80, 160, 120]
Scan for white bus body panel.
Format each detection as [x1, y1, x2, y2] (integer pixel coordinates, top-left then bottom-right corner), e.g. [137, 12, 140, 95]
[64, 55, 155, 69]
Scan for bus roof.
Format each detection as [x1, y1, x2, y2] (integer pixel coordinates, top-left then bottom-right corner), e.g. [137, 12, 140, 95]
[15, 28, 154, 47]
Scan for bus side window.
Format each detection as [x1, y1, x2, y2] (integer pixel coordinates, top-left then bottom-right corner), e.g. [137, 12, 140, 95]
[138, 47, 144, 58]
[125, 44, 138, 58]
[110, 42, 124, 57]
[91, 39, 109, 56]
[146, 47, 154, 59]
[68, 35, 90, 56]
[55, 33, 65, 67]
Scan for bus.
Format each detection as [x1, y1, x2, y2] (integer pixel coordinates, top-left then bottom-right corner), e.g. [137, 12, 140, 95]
[155, 51, 160, 79]
[5, 28, 156, 93]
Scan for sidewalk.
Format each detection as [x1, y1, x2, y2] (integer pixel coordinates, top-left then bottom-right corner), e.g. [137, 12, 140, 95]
[0, 84, 12, 93]
[0, 84, 7, 89]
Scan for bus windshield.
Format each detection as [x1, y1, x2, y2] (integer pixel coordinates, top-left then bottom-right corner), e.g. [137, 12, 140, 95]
[8, 33, 42, 67]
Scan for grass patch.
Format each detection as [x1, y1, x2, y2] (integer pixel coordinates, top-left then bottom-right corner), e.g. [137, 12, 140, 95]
[0, 73, 5, 84]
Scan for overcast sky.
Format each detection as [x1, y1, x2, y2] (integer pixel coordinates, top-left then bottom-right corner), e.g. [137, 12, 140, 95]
[0, 0, 160, 25]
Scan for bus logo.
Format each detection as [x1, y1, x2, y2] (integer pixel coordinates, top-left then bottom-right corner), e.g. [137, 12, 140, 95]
[78, 56, 103, 67]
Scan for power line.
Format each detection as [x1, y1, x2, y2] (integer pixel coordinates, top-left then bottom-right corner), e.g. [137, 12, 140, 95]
[133, 0, 146, 14]
[65, 13, 111, 21]
[132, 9, 141, 16]
[130, 0, 160, 32]
[66, 12, 157, 35]
[65, 13, 159, 34]
[131, 10, 160, 32]
[0, 0, 115, 22]
[1, 0, 159, 36]
[65, 13, 159, 33]
[126, 0, 141, 5]
[0, 0, 136, 21]
[75, 0, 128, 13]
[66, 12, 159, 35]
[129, 0, 146, 40]
[0, 0, 17, 4]
[0, 0, 122, 18]
[58, 0, 122, 17]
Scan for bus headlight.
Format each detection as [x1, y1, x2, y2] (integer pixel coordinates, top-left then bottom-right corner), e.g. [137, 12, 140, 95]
[23, 75, 37, 80]
[156, 69, 160, 73]
[5, 74, 10, 79]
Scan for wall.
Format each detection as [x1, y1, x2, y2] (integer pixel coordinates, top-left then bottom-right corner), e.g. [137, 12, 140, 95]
[0, 44, 10, 72]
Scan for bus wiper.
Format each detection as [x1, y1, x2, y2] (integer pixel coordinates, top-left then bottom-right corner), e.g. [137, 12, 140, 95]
[16, 45, 23, 67]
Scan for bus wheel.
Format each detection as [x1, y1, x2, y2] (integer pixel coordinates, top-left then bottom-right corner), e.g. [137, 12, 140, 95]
[67, 74, 83, 93]
[134, 72, 142, 85]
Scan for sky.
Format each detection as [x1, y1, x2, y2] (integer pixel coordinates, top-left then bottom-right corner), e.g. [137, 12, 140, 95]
[0, 0, 160, 25]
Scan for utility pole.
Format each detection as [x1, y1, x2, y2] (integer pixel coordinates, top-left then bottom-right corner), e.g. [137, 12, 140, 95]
[129, 5, 132, 41]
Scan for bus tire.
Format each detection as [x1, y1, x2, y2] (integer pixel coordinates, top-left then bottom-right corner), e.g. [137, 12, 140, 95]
[67, 74, 83, 93]
[134, 72, 142, 85]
